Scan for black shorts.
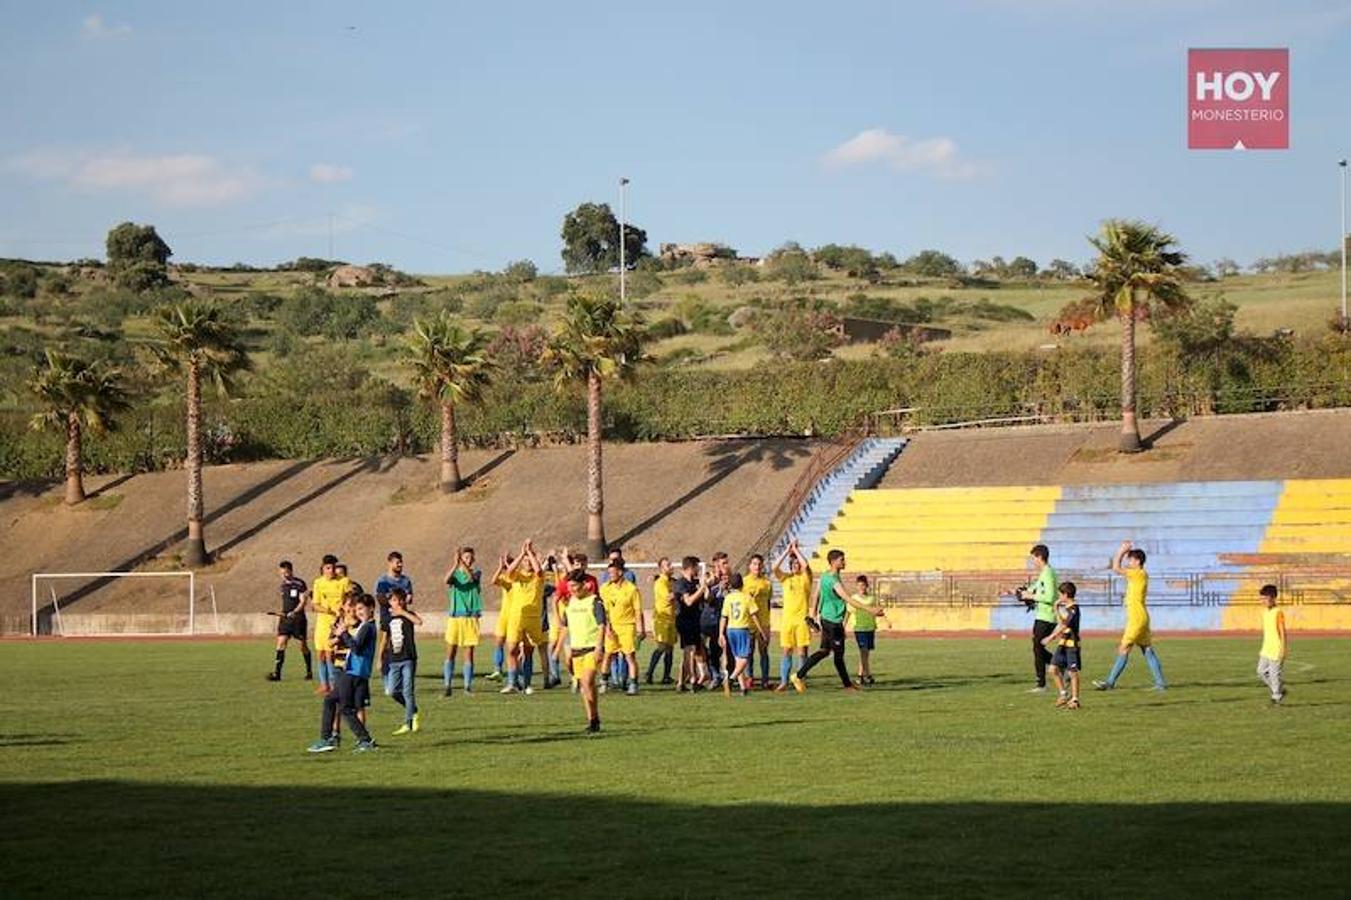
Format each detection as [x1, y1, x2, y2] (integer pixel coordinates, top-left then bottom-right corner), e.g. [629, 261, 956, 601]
[336, 673, 371, 712]
[1051, 645, 1081, 672]
[276, 612, 308, 640]
[677, 620, 702, 649]
[819, 619, 847, 651]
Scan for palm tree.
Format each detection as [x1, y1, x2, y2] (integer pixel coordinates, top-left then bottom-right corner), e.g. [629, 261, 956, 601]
[150, 301, 250, 566]
[1083, 220, 1190, 452]
[543, 293, 646, 557]
[404, 313, 494, 493]
[28, 350, 131, 505]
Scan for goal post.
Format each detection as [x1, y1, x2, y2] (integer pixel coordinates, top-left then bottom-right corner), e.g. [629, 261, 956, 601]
[30, 571, 196, 637]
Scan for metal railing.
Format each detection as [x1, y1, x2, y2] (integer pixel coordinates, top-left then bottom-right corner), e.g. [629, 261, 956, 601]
[869, 567, 1351, 608]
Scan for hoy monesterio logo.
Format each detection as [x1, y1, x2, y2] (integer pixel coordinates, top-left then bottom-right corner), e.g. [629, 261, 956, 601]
[1187, 48, 1289, 149]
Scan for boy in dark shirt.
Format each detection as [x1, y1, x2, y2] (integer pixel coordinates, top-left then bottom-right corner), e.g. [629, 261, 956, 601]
[309, 595, 379, 753]
[267, 560, 311, 682]
[386, 588, 422, 735]
[1041, 582, 1082, 710]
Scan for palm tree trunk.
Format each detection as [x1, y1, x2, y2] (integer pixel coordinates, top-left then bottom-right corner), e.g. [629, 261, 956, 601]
[1119, 304, 1142, 453]
[64, 411, 85, 505]
[440, 399, 463, 492]
[183, 359, 209, 566]
[585, 370, 607, 558]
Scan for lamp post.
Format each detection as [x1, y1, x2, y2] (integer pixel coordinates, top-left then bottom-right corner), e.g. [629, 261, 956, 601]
[1340, 159, 1347, 325]
[619, 177, 630, 306]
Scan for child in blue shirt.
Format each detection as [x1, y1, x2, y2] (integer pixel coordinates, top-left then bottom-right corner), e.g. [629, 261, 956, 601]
[309, 595, 378, 754]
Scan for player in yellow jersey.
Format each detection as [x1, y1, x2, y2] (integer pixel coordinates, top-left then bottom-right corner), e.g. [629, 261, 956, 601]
[743, 554, 773, 689]
[558, 570, 609, 733]
[487, 553, 516, 682]
[601, 558, 646, 696]
[309, 554, 348, 694]
[497, 541, 549, 695]
[1094, 541, 1167, 691]
[720, 573, 767, 696]
[772, 539, 814, 692]
[1256, 584, 1287, 704]
[645, 557, 677, 685]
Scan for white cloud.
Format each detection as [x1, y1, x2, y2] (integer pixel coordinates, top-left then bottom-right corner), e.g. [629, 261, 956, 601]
[7, 150, 262, 207]
[308, 163, 354, 183]
[823, 128, 988, 179]
[81, 14, 131, 38]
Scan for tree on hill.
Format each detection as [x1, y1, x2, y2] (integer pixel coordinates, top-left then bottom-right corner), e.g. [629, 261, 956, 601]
[28, 350, 131, 505]
[150, 301, 250, 566]
[1006, 256, 1038, 279]
[404, 313, 494, 493]
[560, 203, 648, 274]
[1044, 258, 1081, 280]
[1060, 220, 1190, 452]
[765, 242, 818, 285]
[106, 222, 172, 291]
[903, 249, 963, 278]
[543, 293, 647, 556]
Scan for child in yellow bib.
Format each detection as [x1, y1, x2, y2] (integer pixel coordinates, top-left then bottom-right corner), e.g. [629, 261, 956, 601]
[1256, 584, 1287, 704]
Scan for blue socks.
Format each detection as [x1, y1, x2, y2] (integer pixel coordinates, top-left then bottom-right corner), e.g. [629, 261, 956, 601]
[492, 644, 505, 674]
[759, 646, 770, 683]
[1105, 652, 1129, 686]
[1143, 647, 1166, 688]
[521, 654, 534, 688]
[464, 662, 474, 690]
[443, 659, 454, 687]
[779, 653, 793, 685]
[549, 654, 562, 681]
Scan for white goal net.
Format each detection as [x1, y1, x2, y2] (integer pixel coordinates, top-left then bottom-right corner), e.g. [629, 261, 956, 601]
[30, 571, 198, 637]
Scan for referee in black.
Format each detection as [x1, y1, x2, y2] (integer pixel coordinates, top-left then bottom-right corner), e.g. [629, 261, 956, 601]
[268, 560, 313, 681]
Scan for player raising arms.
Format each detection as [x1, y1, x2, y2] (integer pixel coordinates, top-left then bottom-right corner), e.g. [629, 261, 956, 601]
[773, 540, 813, 692]
[443, 546, 483, 697]
[1094, 540, 1167, 692]
[267, 560, 312, 682]
[497, 541, 548, 694]
[645, 557, 677, 685]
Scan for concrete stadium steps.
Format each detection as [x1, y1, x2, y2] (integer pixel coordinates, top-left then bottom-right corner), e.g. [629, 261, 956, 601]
[771, 437, 907, 561]
[808, 477, 1351, 631]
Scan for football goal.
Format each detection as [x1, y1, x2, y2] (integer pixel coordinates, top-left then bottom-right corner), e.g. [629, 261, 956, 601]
[30, 570, 198, 637]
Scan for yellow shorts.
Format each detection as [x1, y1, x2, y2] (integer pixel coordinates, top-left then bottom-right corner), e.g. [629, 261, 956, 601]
[508, 617, 548, 649]
[571, 649, 597, 678]
[605, 624, 638, 654]
[494, 610, 509, 639]
[314, 615, 336, 650]
[652, 613, 676, 646]
[1121, 621, 1152, 647]
[780, 621, 812, 650]
[445, 617, 481, 648]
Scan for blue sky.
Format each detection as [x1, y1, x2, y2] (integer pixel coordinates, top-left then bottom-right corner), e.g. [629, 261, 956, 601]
[1, 1, 1348, 273]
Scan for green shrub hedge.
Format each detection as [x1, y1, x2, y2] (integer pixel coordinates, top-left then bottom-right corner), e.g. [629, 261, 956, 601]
[1, 338, 1346, 480]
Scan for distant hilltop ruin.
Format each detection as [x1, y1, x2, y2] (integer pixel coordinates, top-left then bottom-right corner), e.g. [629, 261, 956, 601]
[659, 242, 760, 268]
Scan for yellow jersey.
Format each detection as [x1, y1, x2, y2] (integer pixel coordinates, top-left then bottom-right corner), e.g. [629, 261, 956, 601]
[601, 579, 642, 628]
[743, 574, 772, 627]
[1123, 569, 1149, 624]
[311, 575, 348, 621]
[778, 571, 811, 626]
[1260, 606, 1286, 659]
[722, 589, 758, 629]
[653, 575, 675, 617]
[510, 571, 545, 620]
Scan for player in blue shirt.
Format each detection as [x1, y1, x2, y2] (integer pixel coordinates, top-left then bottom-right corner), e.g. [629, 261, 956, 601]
[309, 594, 378, 753]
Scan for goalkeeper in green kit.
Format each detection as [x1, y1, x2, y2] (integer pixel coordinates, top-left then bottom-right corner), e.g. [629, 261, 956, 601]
[1015, 544, 1058, 693]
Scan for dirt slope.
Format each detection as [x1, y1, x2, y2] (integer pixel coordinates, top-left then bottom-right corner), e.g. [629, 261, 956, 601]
[0, 439, 818, 620]
[883, 409, 1351, 488]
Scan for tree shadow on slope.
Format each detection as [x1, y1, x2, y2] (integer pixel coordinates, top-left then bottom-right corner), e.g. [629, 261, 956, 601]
[611, 439, 813, 548]
[2, 781, 1345, 898]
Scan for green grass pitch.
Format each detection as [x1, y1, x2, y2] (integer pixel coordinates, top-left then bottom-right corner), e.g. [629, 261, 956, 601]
[1, 636, 1347, 898]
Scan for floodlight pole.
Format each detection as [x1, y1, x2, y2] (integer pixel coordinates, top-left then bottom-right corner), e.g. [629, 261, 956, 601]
[619, 177, 630, 306]
[1340, 159, 1347, 324]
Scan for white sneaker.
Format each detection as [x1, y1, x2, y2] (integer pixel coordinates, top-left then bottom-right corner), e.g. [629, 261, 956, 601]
[524, 686, 534, 696]
[499, 684, 517, 695]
